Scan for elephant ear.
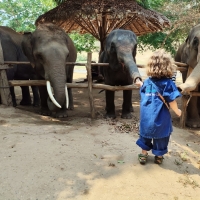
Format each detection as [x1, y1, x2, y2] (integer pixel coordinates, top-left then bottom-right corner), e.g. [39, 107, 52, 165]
[100, 51, 109, 63]
[132, 44, 137, 63]
[21, 32, 35, 68]
[183, 36, 190, 63]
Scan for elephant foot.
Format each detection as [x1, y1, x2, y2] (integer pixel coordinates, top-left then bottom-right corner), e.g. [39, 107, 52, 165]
[130, 106, 134, 112]
[105, 113, 116, 119]
[38, 108, 51, 116]
[186, 119, 200, 128]
[52, 110, 68, 118]
[121, 113, 132, 119]
[20, 99, 32, 106]
[32, 102, 40, 107]
[12, 102, 17, 107]
[67, 105, 74, 110]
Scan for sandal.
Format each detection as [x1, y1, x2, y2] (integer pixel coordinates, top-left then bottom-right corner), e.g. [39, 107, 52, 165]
[154, 156, 164, 164]
[138, 153, 148, 165]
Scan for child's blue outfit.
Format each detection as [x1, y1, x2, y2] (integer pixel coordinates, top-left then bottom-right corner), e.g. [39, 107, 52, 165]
[136, 77, 181, 156]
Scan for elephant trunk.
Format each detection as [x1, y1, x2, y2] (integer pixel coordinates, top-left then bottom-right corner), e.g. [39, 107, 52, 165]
[178, 62, 200, 93]
[46, 69, 67, 112]
[123, 57, 141, 82]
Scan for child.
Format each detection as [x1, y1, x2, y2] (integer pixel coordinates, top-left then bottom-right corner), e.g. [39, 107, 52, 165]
[135, 49, 182, 165]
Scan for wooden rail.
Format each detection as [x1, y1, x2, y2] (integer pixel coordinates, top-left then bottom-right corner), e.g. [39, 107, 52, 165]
[0, 41, 196, 127]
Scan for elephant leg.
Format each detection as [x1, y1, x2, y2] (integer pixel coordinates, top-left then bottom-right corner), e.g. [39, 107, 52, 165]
[38, 86, 51, 116]
[198, 97, 200, 115]
[66, 66, 74, 110]
[67, 88, 74, 110]
[10, 86, 17, 107]
[31, 86, 40, 107]
[122, 90, 133, 119]
[105, 90, 116, 118]
[96, 66, 104, 82]
[197, 85, 200, 115]
[20, 86, 32, 106]
[186, 96, 200, 128]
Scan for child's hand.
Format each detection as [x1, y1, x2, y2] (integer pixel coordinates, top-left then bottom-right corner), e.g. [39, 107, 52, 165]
[175, 109, 182, 117]
[169, 101, 182, 117]
[135, 78, 143, 87]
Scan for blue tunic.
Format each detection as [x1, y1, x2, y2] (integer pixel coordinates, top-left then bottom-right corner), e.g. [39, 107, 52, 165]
[139, 77, 181, 139]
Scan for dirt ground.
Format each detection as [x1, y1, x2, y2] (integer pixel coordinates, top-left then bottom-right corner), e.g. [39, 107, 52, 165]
[0, 52, 200, 200]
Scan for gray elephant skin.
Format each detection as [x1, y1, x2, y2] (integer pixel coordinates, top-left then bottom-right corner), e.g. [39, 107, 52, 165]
[175, 24, 200, 127]
[99, 29, 141, 119]
[22, 23, 77, 118]
[0, 26, 40, 107]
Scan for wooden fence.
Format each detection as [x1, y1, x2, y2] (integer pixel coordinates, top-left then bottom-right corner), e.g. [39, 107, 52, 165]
[0, 41, 196, 128]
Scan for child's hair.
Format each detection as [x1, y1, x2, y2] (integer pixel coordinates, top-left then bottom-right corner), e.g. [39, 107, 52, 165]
[146, 49, 176, 79]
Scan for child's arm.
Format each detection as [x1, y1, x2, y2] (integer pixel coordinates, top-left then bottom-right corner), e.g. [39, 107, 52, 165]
[135, 78, 143, 87]
[169, 100, 182, 117]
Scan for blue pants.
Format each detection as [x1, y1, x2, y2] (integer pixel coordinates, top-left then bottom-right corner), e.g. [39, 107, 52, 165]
[136, 135, 170, 156]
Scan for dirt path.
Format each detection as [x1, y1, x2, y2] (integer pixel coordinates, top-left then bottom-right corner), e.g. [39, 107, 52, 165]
[0, 54, 200, 200]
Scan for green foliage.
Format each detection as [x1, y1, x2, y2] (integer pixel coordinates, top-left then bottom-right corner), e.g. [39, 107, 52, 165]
[76, 53, 87, 62]
[138, 0, 200, 55]
[0, 0, 56, 32]
[136, 0, 165, 9]
[54, 0, 64, 5]
[1, 0, 199, 55]
[138, 29, 185, 56]
[0, 0, 97, 52]
[69, 33, 98, 53]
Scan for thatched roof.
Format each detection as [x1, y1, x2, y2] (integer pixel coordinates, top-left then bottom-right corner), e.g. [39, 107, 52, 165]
[36, 0, 170, 45]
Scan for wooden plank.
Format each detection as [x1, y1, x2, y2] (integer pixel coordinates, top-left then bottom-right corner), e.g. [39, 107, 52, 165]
[0, 39, 12, 106]
[9, 80, 140, 90]
[0, 65, 11, 70]
[0, 39, 4, 65]
[86, 52, 95, 119]
[9, 80, 46, 86]
[180, 66, 193, 128]
[180, 95, 190, 128]
[3, 60, 188, 74]
[0, 70, 12, 106]
[92, 84, 139, 90]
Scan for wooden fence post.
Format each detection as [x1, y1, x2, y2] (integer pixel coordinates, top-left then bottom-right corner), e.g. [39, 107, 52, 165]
[180, 95, 190, 128]
[86, 52, 95, 118]
[179, 66, 193, 128]
[0, 39, 12, 106]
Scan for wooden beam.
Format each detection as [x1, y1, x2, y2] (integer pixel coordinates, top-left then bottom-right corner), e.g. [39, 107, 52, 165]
[0, 65, 11, 70]
[9, 80, 139, 90]
[0, 39, 12, 106]
[86, 52, 95, 119]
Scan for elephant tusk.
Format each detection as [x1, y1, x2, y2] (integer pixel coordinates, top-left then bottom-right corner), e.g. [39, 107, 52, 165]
[46, 81, 62, 108]
[65, 83, 69, 109]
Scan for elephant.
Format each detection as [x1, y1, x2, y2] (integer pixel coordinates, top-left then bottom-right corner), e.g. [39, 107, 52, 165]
[0, 26, 40, 107]
[99, 29, 141, 119]
[175, 23, 200, 127]
[21, 23, 77, 118]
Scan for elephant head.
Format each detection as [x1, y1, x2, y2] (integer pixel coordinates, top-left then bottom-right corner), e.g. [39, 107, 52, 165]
[102, 29, 141, 83]
[178, 24, 200, 93]
[22, 23, 77, 114]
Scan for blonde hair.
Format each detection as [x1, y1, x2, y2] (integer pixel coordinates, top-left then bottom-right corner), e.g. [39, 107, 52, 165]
[146, 49, 176, 78]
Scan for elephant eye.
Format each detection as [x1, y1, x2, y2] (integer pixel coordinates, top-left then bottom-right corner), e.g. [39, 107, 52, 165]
[35, 53, 43, 61]
[193, 37, 199, 50]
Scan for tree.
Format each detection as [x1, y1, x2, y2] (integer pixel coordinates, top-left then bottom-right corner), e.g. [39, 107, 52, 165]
[138, 0, 200, 55]
[0, 0, 97, 52]
[69, 33, 98, 53]
[0, 0, 56, 32]
[1, 0, 200, 54]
